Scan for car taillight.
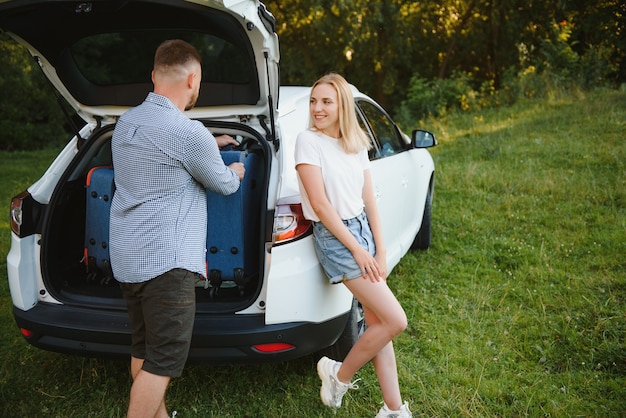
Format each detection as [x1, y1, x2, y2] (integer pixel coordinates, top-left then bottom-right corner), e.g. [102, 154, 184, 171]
[10, 191, 29, 236]
[252, 342, 295, 353]
[273, 200, 312, 245]
[20, 328, 34, 338]
[10, 191, 40, 237]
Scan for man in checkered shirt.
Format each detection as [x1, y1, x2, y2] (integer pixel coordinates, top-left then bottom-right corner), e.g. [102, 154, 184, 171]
[110, 39, 245, 418]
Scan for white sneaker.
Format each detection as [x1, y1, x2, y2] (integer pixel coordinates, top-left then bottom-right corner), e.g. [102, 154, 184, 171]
[375, 401, 412, 418]
[316, 356, 359, 408]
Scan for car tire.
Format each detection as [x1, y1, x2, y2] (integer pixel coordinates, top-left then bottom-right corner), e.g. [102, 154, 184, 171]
[411, 182, 433, 250]
[320, 298, 365, 361]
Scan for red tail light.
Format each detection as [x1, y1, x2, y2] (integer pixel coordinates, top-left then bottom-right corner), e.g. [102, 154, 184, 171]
[273, 199, 312, 245]
[252, 342, 295, 353]
[20, 328, 34, 338]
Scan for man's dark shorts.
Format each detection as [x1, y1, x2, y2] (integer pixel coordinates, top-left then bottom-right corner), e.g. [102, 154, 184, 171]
[120, 268, 196, 378]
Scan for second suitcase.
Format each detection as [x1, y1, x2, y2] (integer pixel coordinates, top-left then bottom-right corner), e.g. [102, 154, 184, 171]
[206, 150, 260, 298]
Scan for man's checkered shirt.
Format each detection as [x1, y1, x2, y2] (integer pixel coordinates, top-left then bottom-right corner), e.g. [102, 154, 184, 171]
[110, 93, 241, 283]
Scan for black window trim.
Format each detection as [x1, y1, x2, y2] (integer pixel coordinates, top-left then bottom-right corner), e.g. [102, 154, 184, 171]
[355, 98, 408, 161]
[354, 98, 382, 160]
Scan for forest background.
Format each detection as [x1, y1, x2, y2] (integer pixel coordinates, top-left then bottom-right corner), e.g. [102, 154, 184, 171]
[0, 0, 624, 150]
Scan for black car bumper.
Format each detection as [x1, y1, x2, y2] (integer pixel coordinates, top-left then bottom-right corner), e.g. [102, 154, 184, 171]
[13, 303, 349, 363]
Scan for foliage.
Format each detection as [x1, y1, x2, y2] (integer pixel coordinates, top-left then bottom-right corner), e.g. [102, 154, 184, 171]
[0, 1, 625, 150]
[1, 89, 624, 417]
[397, 72, 476, 124]
[396, 18, 617, 125]
[0, 34, 70, 151]
[266, 0, 625, 113]
[264, 1, 418, 109]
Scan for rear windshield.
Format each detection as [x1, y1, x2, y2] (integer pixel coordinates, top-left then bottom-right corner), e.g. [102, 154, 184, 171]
[71, 30, 253, 86]
[0, 0, 261, 106]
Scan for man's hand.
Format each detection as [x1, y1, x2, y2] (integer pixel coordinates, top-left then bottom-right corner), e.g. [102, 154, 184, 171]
[215, 134, 239, 149]
[229, 162, 245, 181]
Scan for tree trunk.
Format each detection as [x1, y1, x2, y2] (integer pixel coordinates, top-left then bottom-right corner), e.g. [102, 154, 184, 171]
[438, 0, 478, 79]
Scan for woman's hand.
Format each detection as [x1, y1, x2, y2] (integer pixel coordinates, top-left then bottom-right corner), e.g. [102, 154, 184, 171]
[374, 250, 388, 281]
[352, 246, 384, 283]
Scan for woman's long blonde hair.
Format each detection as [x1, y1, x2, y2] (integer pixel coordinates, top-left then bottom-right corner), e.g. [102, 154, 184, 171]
[309, 73, 372, 154]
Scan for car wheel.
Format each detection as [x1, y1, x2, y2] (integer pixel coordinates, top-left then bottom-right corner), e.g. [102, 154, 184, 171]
[320, 298, 365, 361]
[411, 183, 433, 250]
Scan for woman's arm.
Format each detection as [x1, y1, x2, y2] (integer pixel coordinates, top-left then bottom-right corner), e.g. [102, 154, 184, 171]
[297, 163, 383, 281]
[362, 169, 387, 280]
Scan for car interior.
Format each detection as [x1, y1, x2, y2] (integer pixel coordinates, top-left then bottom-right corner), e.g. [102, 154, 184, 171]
[40, 123, 269, 314]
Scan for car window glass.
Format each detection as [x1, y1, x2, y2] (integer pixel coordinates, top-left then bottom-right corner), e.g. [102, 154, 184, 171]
[70, 31, 253, 86]
[356, 109, 380, 160]
[357, 100, 405, 158]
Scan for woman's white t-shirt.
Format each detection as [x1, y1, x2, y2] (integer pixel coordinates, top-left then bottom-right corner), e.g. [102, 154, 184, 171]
[294, 129, 371, 222]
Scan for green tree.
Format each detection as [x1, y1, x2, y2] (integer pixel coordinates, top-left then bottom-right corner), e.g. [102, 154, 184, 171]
[566, 0, 626, 83]
[0, 34, 69, 151]
[266, 0, 431, 111]
[266, 0, 623, 113]
[1, 1, 624, 151]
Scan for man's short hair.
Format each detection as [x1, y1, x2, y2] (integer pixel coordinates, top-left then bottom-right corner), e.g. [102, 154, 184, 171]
[154, 39, 202, 72]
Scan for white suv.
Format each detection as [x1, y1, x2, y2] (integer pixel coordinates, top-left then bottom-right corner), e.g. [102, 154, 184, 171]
[2, 0, 436, 363]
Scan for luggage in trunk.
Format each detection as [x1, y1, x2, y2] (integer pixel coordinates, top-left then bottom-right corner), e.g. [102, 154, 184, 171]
[81, 149, 261, 295]
[83, 166, 115, 284]
[206, 150, 260, 298]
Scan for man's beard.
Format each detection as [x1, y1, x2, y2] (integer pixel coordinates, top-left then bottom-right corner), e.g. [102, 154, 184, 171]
[185, 91, 199, 111]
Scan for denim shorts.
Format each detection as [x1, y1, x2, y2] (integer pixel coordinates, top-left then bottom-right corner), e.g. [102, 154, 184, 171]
[313, 211, 376, 284]
[120, 268, 196, 378]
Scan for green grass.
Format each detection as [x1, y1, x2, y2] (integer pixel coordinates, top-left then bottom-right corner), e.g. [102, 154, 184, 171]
[1, 90, 625, 417]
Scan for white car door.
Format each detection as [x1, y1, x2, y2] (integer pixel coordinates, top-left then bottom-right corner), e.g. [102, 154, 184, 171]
[356, 100, 421, 272]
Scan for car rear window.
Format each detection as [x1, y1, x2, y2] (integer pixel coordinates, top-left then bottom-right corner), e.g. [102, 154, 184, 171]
[71, 30, 253, 86]
[0, 1, 261, 106]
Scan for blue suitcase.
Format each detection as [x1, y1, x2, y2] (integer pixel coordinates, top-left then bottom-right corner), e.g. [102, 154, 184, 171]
[206, 150, 260, 297]
[84, 166, 115, 284]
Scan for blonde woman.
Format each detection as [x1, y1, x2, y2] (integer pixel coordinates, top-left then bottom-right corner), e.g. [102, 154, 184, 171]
[294, 73, 412, 418]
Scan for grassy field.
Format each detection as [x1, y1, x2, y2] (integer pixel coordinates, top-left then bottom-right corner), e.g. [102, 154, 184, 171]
[1, 89, 624, 417]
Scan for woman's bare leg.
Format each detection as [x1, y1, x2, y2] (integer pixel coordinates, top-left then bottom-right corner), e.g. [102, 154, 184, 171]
[336, 278, 407, 409]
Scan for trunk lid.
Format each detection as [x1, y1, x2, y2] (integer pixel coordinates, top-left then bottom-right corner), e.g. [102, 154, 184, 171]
[0, 0, 279, 124]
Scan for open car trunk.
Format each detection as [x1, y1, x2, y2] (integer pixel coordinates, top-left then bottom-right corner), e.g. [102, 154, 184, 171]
[0, 0, 279, 315]
[41, 122, 270, 314]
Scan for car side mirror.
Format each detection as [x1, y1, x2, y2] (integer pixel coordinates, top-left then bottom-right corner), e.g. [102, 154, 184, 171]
[412, 130, 437, 148]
